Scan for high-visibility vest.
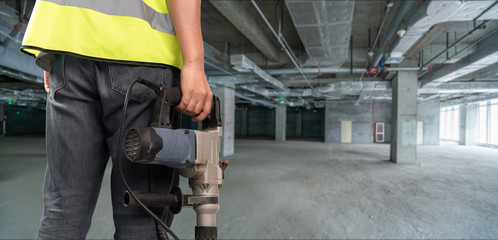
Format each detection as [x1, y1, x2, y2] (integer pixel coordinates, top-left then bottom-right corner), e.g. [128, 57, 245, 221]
[21, 0, 183, 69]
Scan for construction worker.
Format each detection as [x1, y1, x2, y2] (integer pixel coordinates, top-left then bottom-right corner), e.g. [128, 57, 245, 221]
[21, 1, 212, 239]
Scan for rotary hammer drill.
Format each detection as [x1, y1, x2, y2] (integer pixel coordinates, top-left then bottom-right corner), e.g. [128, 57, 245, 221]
[118, 78, 227, 240]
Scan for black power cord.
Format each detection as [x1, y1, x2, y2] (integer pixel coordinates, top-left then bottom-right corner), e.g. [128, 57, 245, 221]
[117, 78, 180, 240]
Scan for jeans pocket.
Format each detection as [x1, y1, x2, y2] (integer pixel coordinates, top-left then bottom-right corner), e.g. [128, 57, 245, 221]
[49, 55, 67, 98]
[108, 63, 166, 103]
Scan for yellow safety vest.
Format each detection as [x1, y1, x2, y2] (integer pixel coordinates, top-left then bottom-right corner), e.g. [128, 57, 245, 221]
[21, 0, 183, 69]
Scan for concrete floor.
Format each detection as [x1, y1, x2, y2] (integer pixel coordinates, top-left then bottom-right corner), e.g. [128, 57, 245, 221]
[1, 136, 498, 239]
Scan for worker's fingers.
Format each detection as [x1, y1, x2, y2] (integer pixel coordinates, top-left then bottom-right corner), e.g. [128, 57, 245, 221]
[44, 71, 50, 93]
[192, 98, 205, 116]
[193, 93, 212, 122]
[182, 95, 201, 116]
[177, 89, 208, 116]
[176, 93, 192, 113]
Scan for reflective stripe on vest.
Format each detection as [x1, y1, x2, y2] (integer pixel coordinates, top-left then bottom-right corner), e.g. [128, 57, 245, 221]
[21, 0, 183, 69]
[44, 0, 176, 36]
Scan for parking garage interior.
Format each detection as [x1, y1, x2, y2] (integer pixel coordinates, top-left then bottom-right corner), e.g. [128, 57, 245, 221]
[1, 0, 498, 239]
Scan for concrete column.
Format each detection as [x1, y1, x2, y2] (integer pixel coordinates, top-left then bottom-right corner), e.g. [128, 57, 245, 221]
[0, 104, 4, 136]
[296, 110, 303, 137]
[275, 105, 286, 141]
[463, 103, 478, 145]
[417, 97, 440, 145]
[241, 107, 248, 136]
[212, 86, 235, 156]
[459, 104, 467, 145]
[390, 71, 418, 164]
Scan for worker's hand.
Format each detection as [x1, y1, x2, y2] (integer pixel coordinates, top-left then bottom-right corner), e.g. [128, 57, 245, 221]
[44, 71, 50, 93]
[176, 62, 213, 121]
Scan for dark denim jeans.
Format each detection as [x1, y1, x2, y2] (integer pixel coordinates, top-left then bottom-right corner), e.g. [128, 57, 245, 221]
[38, 55, 179, 240]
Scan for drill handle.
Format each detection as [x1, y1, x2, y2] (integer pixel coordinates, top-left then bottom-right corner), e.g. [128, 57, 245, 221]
[149, 85, 222, 129]
[202, 95, 222, 130]
[149, 85, 182, 129]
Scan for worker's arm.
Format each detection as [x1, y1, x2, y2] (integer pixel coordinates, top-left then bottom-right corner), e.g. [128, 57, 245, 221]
[167, 0, 212, 122]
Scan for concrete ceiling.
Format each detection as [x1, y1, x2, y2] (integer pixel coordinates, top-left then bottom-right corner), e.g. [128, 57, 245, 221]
[1, 0, 498, 109]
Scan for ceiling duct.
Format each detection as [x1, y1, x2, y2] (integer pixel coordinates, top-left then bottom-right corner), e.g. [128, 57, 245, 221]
[285, 0, 355, 67]
[231, 54, 290, 93]
[386, 0, 498, 64]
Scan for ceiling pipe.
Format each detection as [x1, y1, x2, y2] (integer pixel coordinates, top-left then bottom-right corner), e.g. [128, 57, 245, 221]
[369, 0, 394, 55]
[250, 0, 313, 89]
[370, 0, 415, 68]
[267, 67, 430, 75]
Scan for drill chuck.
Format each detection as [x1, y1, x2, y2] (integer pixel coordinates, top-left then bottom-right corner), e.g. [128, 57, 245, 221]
[124, 127, 196, 168]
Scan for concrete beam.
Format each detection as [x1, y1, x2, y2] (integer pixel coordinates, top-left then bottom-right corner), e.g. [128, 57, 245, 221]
[420, 30, 498, 88]
[210, 1, 281, 62]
